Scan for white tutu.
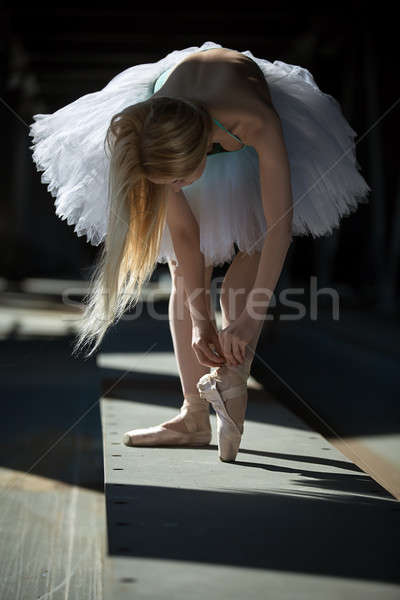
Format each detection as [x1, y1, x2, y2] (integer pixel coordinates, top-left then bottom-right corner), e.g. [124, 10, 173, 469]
[28, 40, 371, 267]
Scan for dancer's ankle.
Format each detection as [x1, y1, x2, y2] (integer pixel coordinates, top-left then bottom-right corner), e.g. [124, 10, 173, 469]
[214, 355, 252, 391]
[161, 392, 211, 434]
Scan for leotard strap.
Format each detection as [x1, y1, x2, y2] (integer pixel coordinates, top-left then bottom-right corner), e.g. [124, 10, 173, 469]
[212, 118, 246, 150]
[154, 71, 247, 152]
[153, 67, 175, 93]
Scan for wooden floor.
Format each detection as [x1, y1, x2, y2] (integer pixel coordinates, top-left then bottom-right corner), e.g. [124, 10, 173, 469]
[0, 436, 105, 599]
[0, 333, 104, 600]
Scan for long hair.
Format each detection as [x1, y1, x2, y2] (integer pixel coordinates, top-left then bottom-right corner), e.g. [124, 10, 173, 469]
[71, 95, 212, 359]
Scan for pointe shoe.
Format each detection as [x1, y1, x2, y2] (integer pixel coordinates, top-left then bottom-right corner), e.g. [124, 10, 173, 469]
[196, 359, 251, 462]
[122, 392, 212, 447]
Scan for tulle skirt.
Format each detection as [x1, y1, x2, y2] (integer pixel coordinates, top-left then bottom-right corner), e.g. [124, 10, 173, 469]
[28, 40, 371, 268]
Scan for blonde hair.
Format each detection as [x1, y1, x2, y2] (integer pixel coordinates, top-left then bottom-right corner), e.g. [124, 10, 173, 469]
[71, 95, 212, 359]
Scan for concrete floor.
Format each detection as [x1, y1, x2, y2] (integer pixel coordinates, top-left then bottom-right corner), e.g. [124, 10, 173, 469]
[98, 302, 400, 599]
[100, 358, 399, 599]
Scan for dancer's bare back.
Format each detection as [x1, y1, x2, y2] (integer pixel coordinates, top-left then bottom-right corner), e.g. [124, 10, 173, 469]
[155, 49, 290, 242]
[152, 47, 276, 151]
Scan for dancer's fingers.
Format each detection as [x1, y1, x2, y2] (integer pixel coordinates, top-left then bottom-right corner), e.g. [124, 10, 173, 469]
[218, 333, 236, 366]
[209, 343, 226, 363]
[231, 338, 243, 364]
[196, 351, 223, 368]
[209, 334, 226, 361]
[237, 337, 249, 363]
[195, 341, 225, 367]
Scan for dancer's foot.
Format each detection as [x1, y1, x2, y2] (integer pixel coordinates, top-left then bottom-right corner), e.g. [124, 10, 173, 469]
[196, 357, 252, 462]
[122, 392, 212, 447]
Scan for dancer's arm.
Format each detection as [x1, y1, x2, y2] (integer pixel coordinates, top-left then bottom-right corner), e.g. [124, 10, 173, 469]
[217, 108, 293, 356]
[241, 109, 293, 327]
[166, 187, 211, 324]
[166, 188, 226, 366]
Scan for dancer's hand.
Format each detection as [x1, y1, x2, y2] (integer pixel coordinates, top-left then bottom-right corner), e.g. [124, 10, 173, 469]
[218, 317, 258, 367]
[192, 320, 227, 368]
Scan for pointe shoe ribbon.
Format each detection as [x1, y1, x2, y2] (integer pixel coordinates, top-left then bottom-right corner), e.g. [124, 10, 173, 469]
[196, 371, 247, 462]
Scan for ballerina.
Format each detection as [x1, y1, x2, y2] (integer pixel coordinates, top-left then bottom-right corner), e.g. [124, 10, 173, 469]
[29, 41, 371, 462]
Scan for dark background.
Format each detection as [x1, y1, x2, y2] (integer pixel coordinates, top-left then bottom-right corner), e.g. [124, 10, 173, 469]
[1, 4, 398, 313]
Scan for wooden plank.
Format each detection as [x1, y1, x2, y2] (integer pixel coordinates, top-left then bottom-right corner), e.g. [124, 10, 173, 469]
[0, 335, 104, 599]
[0, 433, 105, 600]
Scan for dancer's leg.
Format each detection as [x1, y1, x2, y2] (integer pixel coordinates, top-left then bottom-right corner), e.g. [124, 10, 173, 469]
[197, 250, 263, 449]
[220, 250, 264, 360]
[168, 259, 215, 396]
[123, 260, 215, 446]
[157, 259, 215, 434]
